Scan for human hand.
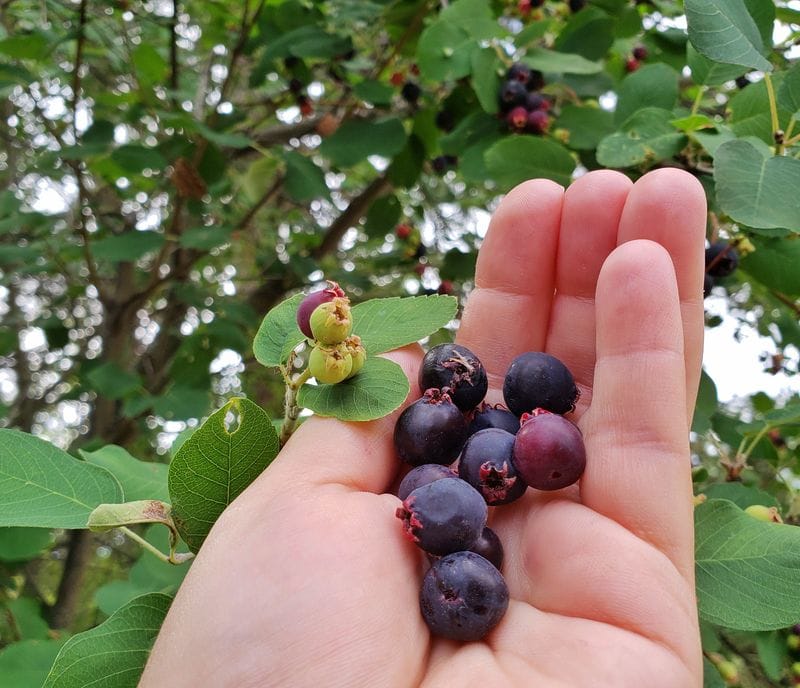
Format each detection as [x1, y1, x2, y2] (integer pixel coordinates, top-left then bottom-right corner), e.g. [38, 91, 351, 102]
[140, 168, 706, 688]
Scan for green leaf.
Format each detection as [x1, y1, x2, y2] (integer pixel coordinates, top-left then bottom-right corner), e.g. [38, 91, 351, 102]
[714, 139, 800, 232]
[702, 483, 778, 509]
[741, 237, 800, 297]
[484, 136, 575, 189]
[553, 6, 615, 60]
[0, 527, 53, 562]
[284, 151, 330, 202]
[743, 0, 776, 50]
[440, 0, 498, 40]
[80, 445, 169, 503]
[777, 63, 800, 116]
[110, 144, 167, 173]
[597, 108, 687, 168]
[3, 597, 50, 640]
[615, 63, 680, 126]
[0, 429, 123, 528]
[320, 118, 407, 167]
[88, 500, 175, 536]
[0, 640, 67, 688]
[132, 44, 167, 87]
[692, 368, 718, 434]
[521, 48, 602, 75]
[43, 593, 171, 688]
[168, 398, 279, 552]
[695, 499, 800, 630]
[729, 75, 794, 143]
[351, 295, 458, 354]
[298, 355, 410, 421]
[416, 20, 474, 83]
[179, 225, 233, 250]
[470, 47, 500, 114]
[86, 362, 142, 399]
[688, 43, 747, 86]
[253, 292, 306, 367]
[755, 630, 785, 681]
[364, 195, 401, 238]
[353, 80, 394, 106]
[685, 0, 771, 72]
[555, 105, 615, 151]
[0, 32, 49, 61]
[151, 385, 210, 422]
[90, 231, 164, 263]
[193, 121, 252, 149]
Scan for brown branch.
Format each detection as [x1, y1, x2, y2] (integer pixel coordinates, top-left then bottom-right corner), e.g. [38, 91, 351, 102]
[47, 530, 95, 629]
[169, 0, 179, 97]
[234, 173, 284, 231]
[232, 117, 325, 158]
[772, 289, 800, 317]
[312, 175, 392, 258]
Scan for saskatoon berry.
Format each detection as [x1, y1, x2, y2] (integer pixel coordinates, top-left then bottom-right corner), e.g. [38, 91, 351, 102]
[468, 403, 520, 436]
[499, 79, 528, 112]
[296, 281, 346, 338]
[625, 57, 640, 73]
[503, 351, 579, 416]
[526, 69, 545, 91]
[397, 463, 456, 501]
[569, 0, 587, 11]
[396, 477, 487, 555]
[309, 297, 353, 345]
[705, 242, 739, 278]
[394, 388, 469, 466]
[419, 551, 509, 641]
[506, 62, 531, 85]
[459, 428, 526, 505]
[469, 526, 504, 571]
[419, 343, 488, 412]
[525, 92, 548, 111]
[506, 106, 529, 132]
[401, 81, 422, 105]
[435, 109, 456, 132]
[735, 75, 750, 89]
[527, 109, 550, 135]
[632, 45, 648, 61]
[512, 409, 586, 491]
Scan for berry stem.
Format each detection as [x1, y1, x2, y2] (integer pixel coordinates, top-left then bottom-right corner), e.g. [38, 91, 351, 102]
[279, 359, 312, 447]
[764, 73, 782, 154]
[119, 526, 194, 566]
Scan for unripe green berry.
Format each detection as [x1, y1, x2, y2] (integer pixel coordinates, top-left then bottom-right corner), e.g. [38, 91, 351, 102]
[717, 659, 738, 684]
[342, 334, 367, 379]
[310, 297, 353, 345]
[744, 504, 783, 523]
[793, 661, 800, 677]
[788, 633, 800, 651]
[309, 344, 353, 384]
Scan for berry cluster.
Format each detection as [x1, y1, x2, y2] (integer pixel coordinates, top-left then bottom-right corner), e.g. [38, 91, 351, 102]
[498, 62, 551, 136]
[703, 241, 739, 298]
[625, 45, 648, 73]
[393, 345, 585, 641]
[295, 282, 366, 383]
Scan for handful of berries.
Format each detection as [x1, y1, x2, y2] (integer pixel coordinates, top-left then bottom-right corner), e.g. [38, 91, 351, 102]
[394, 344, 586, 641]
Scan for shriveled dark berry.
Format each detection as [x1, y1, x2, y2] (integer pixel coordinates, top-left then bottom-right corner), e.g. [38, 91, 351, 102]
[397, 464, 456, 501]
[469, 526, 504, 571]
[705, 242, 739, 278]
[419, 343, 488, 412]
[396, 477, 487, 555]
[506, 62, 531, 84]
[526, 69, 545, 91]
[394, 388, 469, 466]
[512, 409, 586, 491]
[296, 281, 346, 338]
[401, 81, 422, 104]
[499, 79, 528, 112]
[468, 403, 520, 436]
[459, 428, 526, 505]
[503, 351, 579, 416]
[420, 551, 509, 641]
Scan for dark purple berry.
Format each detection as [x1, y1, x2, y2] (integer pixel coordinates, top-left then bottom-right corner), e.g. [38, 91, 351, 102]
[401, 81, 422, 104]
[469, 527, 504, 570]
[735, 75, 750, 89]
[526, 70, 545, 91]
[469, 403, 520, 436]
[398, 464, 456, 501]
[396, 477, 487, 555]
[569, 0, 586, 11]
[525, 92, 548, 111]
[705, 242, 739, 278]
[703, 273, 714, 298]
[512, 409, 586, 491]
[458, 428, 526, 505]
[419, 551, 509, 641]
[288, 78, 303, 94]
[503, 351, 579, 417]
[419, 343, 488, 412]
[632, 45, 648, 61]
[296, 281, 346, 338]
[499, 79, 528, 112]
[435, 110, 456, 132]
[506, 62, 531, 85]
[394, 388, 469, 466]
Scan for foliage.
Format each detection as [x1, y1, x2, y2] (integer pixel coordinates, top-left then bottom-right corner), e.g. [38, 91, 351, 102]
[0, 0, 799, 685]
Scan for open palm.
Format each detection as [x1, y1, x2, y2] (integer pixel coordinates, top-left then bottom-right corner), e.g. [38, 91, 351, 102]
[141, 169, 706, 688]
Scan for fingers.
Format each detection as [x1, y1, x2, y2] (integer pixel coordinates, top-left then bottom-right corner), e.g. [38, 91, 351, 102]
[580, 240, 695, 577]
[615, 169, 706, 422]
[456, 179, 564, 392]
[260, 346, 423, 494]
[545, 171, 633, 412]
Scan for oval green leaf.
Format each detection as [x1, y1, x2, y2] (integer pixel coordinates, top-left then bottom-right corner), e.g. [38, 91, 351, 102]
[253, 292, 306, 368]
[319, 118, 407, 168]
[43, 593, 171, 688]
[80, 445, 169, 503]
[168, 397, 279, 552]
[484, 136, 575, 190]
[695, 499, 800, 630]
[0, 429, 123, 529]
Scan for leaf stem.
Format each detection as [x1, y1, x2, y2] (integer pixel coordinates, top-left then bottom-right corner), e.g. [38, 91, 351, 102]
[690, 85, 706, 116]
[763, 73, 783, 154]
[120, 526, 194, 566]
[279, 363, 312, 447]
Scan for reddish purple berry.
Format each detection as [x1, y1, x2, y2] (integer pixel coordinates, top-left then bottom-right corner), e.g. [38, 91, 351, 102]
[632, 45, 648, 61]
[419, 343, 488, 412]
[296, 281, 346, 338]
[525, 92, 548, 111]
[397, 464, 456, 501]
[526, 109, 550, 135]
[394, 388, 469, 466]
[419, 551, 509, 641]
[503, 351, 579, 416]
[506, 63, 531, 84]
[512, 409, 586, 491]
[396, 477, 487, 556]
[458, 428, 526, 505]
[507, 106, 529, 132]
[705, 242, 739, 278]
[468, 403, 520, 436]
[469, 526, 504, 571]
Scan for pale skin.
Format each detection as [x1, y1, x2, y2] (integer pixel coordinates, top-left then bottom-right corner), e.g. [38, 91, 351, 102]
[141, 168, 707, 688]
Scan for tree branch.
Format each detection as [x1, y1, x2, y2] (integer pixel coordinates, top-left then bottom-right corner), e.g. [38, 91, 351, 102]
[170, 0, 179, 98]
